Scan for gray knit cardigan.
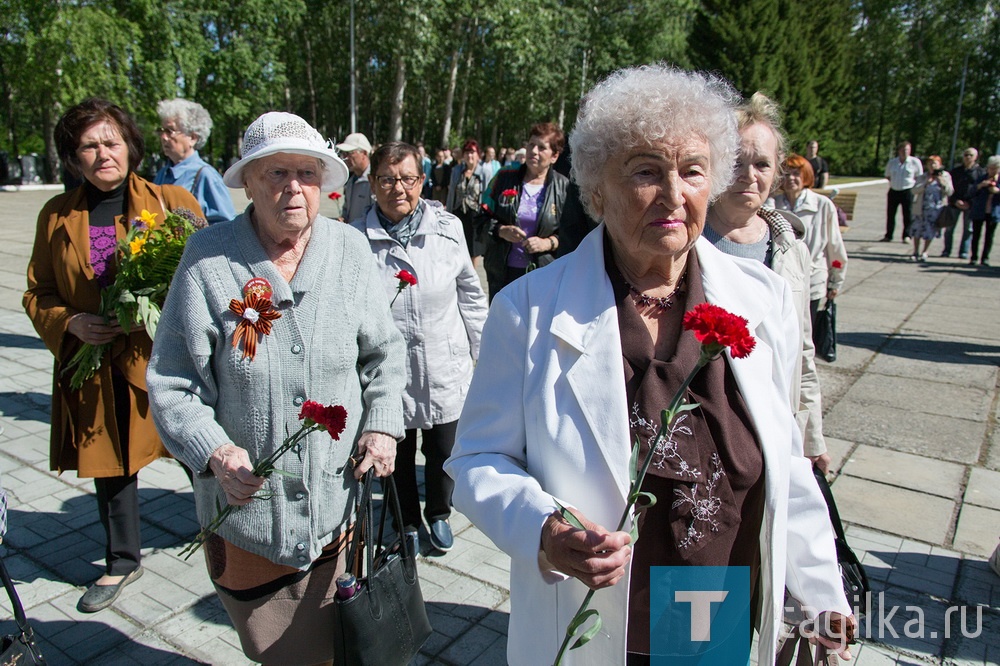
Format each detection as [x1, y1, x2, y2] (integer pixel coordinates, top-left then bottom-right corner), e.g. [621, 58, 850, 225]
[147, 209, 405, 568]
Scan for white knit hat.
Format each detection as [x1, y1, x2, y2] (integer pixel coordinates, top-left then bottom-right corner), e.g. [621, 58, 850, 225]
[223, 112, 349, 190]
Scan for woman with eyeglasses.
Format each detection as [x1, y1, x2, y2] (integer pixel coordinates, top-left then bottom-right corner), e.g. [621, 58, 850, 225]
[479, 122, 568, 301]
[352, 141, 488, 554]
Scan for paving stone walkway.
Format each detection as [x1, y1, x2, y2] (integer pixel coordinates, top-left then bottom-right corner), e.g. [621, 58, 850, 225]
[0, 182, 996, 664]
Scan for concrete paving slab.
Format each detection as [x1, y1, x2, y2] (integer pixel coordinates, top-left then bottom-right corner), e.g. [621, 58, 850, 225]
[825, 398, 985, 464]
[841, 373, 992, 423]
[952, 504, 1000, 558]
[839, 445, 966, 499]
[963, 467, 1000, 509]
[906, 304, 1000, 340]
[831, 475, 955, 545]
[866, 345, 1000, 388]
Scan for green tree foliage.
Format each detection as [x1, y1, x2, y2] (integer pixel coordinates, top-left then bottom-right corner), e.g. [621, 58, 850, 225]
[3, 0, 1000, 181]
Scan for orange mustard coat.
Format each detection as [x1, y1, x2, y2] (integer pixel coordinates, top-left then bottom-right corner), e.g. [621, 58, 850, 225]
[23, 173, 203, 477]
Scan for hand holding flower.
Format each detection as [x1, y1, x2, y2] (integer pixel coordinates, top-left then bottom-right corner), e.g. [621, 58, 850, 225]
[209, 443, 266, 506]
[180, 400, 348, 560]
[541, 508, 631, 590]
[67, 313, 126, 346]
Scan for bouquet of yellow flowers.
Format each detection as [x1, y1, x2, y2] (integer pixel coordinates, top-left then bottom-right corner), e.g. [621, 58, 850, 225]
[65, 208, 206, 390]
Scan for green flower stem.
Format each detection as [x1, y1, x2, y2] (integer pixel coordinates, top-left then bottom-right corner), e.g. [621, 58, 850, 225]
[179, 422, 318, 560]
[389, 285, 405, 308]
[552, 351, 718, 665]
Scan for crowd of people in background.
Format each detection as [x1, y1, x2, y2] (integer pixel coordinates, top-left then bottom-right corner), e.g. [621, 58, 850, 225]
[23, 61, 1000, 666]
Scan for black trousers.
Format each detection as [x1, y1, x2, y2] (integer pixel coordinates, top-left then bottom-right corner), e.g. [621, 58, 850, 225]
[396, 421, 458, 532]
[970, 217, 998, 262]
[487, 264, 528, 304]
[886, 188, 914, 240]
[94, 369, 141, 577]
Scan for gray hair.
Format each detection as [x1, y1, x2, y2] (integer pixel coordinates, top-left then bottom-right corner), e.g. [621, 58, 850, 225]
[987, 155, 1000, 170]
[569, 64, 740, 219]
[737, 92, 788, 193]
[157, 98, 213, 150]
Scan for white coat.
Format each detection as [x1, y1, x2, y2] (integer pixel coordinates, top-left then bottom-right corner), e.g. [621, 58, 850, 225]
[445, 227, 851, 665]
[353, 201, 488, 429]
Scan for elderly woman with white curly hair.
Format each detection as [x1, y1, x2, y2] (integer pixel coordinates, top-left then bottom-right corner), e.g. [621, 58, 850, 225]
[154, 98, 237, 224]
[446, 64, 855, 665]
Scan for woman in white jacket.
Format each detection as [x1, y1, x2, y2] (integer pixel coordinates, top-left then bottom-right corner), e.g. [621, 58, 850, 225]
[353, 141, 488, 554]
[446, 65, 854, 665]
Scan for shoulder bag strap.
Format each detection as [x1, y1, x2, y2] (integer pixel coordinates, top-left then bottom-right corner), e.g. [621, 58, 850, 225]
[0, 552, 32, 637]
[813, 466, 848, 544]
[192, 166, 206, 194]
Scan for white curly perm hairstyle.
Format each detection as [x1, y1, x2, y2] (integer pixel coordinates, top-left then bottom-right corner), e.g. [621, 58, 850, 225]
[569, 63, 741, 220]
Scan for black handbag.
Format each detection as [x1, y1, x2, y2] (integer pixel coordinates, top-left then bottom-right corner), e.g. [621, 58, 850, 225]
[812, 467, 871, 617]
[0, 491, 46, 665]
[934, 205, 960, 230]
[332, 472, 432, 665]
[776, 628, 838, 666]
[813, 301, 837, 363]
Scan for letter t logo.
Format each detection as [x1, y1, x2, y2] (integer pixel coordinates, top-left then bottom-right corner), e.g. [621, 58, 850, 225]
[675, 590, 729, 642]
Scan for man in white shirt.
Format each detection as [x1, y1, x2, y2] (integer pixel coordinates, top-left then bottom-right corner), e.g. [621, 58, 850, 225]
[882, 141, 923, 242]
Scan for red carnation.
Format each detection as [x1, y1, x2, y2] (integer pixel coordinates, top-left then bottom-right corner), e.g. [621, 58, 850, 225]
[682, 303, 756, 359]
[298, 401, 349, 440]
[831, 260, 843, 269]
[395, 269, 418, 287]
[501, 188, 517, 198]
[328, 191, 343, 200]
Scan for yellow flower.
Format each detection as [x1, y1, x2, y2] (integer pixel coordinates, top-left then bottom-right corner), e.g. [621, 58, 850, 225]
[139, 210, 159, 230]
[129, 237, 146, 255]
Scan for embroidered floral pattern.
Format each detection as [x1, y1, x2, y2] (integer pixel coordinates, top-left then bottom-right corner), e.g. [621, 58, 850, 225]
[630, 402, 698, 478]
[89, 225, 118, 286]
[672, 453, 726, 549]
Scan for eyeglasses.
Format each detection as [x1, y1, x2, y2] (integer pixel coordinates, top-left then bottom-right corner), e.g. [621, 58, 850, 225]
[157, 127, 181, 138]
[963, 153, 976, 157]
[375, 175, 422, 190]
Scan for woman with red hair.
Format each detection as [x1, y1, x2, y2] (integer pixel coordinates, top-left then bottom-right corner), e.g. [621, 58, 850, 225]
[909, 155, 954, 261]
[773, 154, 848, 341]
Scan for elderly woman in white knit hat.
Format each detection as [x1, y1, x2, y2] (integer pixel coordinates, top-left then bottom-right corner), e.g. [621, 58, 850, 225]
[147, 111, 406, 665]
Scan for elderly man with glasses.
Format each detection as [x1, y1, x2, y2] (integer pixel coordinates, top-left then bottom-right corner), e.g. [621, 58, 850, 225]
[154, 98, 236, 224]
[336, 132, 375, 224]
[946, 147, 986, 258]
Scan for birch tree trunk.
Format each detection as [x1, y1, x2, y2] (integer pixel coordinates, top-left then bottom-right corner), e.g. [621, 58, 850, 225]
[389, 56, 407, 141]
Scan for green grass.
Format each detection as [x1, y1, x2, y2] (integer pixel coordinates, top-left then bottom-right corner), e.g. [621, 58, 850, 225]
[828, 175, 881, 185]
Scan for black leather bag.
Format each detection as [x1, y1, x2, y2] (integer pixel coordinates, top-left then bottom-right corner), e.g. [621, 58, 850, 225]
[331, 472, 431, 666]
[0, 492, 46, 665]
[813, 467, 871, 617]
[934, 205, 960, 230]
[813, 301, 837, 363]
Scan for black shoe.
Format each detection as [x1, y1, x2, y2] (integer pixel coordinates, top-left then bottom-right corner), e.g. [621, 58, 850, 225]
[969, 258, 978, 265]
[879, 236, 893, 242]
[78, 567, 143, 613]
[940, 251, 951, 257]
[982, 260, 990, 267]
[428, 520, 454, 552]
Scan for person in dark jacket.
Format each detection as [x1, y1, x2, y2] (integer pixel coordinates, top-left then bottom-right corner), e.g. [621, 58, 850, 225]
[479, 122, 568, 300]
[945, 147, 985, 258]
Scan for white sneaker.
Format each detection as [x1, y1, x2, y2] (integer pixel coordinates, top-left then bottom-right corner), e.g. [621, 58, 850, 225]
[920, 253, 928, 262]
[989, 542, 1000, 578]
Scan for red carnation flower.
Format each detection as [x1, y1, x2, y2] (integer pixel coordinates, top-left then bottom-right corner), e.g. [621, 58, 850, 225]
[395, 269, 418, 286]
[298, 401, 349, 440]
[501, 188, 517, 198]
[831, 260, 843, 269]
[682, 303, 756, 359]
[328, 191, 343, 200]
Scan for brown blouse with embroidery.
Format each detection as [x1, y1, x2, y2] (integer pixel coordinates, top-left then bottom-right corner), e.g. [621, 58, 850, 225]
[604, 242, 766, 654]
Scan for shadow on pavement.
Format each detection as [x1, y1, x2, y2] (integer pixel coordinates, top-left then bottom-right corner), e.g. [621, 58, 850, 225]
[0, 392, 51, 423]
[840, 332, 1000, 366]
[0, 333, 45, 350]
[0, 617, 206, 665]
